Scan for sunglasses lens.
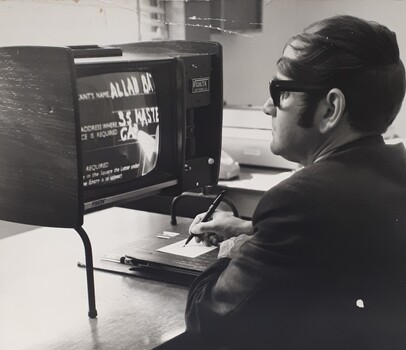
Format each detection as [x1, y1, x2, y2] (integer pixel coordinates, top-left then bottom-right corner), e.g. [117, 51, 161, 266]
[269, 81, 280, 107]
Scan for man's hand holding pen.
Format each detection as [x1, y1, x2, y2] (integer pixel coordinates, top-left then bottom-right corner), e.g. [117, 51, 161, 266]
[184, 190, 226, 246]
[188, 210, 254, 247]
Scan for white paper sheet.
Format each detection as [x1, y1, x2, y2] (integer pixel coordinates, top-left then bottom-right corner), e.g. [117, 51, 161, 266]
[157, 239, 217, 258]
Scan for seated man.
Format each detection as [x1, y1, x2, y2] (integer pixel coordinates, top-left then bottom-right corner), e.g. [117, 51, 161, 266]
[185, 15, 406, 350]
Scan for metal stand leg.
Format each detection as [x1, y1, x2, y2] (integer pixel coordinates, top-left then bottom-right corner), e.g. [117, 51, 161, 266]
[75, 226, 98, 318]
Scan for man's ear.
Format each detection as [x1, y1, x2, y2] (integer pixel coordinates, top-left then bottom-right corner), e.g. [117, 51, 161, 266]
[318, 88, 346, 134]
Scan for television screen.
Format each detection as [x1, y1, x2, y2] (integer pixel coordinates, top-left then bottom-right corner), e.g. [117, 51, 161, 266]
[78, 71, 160, 188]
[74, 43, 222, 212]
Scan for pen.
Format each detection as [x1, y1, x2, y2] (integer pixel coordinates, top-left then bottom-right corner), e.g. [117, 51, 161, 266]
[184, 190, 226, 247]
[100, 256, 135, 265]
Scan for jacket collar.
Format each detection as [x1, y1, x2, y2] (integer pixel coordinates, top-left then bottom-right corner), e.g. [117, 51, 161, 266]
[314, 135, 384, 163]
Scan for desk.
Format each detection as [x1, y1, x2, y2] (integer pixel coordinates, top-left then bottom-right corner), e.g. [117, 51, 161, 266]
[0, 208, 203, 350]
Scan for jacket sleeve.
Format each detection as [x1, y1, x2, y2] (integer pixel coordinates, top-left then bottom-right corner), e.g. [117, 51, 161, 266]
[185, 181, 323, 346]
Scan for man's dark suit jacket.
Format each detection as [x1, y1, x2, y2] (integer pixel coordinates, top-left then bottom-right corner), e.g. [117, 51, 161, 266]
[185, 136, 406, 350]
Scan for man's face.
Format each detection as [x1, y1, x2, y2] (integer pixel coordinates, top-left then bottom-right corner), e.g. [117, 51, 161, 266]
[263, 46, 321, 165]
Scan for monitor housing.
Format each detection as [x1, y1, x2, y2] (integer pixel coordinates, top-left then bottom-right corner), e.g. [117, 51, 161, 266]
[0, 41, 223, 228]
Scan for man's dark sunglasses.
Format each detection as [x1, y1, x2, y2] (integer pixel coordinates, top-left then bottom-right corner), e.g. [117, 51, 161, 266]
[269, 80, 326, 108]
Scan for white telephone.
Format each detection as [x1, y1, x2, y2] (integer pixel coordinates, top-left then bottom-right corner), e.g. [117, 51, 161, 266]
[219, 150, 240, 180]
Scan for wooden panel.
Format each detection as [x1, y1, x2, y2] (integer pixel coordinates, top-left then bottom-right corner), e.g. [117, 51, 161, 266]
[0, 47, 82, 228]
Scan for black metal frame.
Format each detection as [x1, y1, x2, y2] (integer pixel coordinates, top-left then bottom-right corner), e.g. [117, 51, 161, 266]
[76, 227, 98, 318]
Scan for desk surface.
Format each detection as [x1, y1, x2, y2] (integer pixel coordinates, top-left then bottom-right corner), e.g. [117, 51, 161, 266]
[0, 207, 204, 350]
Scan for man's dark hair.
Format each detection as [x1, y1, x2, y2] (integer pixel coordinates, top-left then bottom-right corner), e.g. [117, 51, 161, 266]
[277, 15, 406, 133]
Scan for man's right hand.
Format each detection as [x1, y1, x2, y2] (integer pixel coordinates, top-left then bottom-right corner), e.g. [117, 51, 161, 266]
[188, 210, 253, 246]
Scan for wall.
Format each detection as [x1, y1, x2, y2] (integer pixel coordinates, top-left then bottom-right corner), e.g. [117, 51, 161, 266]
[211, 0, 406, 136]
[0, 0, 142, 46]
[0, 0, 405, 135]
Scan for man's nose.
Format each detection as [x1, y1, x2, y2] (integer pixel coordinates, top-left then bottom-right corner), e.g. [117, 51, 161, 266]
[263, 97, 276, 117]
